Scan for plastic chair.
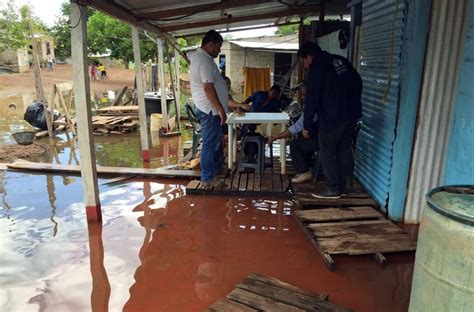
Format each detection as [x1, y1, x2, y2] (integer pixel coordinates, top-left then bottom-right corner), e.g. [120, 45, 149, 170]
[237, 136, 267, 176]
[184, 103, 202, 159]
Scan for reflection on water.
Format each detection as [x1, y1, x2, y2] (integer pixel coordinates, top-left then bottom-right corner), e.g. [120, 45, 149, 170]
[0, 173, 415, 311]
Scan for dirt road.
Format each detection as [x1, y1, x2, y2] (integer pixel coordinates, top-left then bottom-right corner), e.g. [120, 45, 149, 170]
[0, 64, 135, 97]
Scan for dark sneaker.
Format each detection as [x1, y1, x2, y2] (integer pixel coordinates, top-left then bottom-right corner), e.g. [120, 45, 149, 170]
[311, 190, 341, 199]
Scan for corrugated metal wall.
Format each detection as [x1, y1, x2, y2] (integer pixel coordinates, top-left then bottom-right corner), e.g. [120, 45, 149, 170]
[355, 0, 406, 209]
[404, 0, 470, 223]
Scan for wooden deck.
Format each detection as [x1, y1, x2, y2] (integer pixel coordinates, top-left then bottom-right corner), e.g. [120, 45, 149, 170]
[206, 273, 352, 312]
[186, 159, 292, 197]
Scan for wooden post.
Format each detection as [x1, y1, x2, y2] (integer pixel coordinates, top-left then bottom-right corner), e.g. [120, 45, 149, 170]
[131, 26, 151, 161]
[28, 7, 52, 138]
[157, 37, 169, 132]
[71, 3, 101, 222]
[174, 43, 181, 125]
[27, 7, 45, 103]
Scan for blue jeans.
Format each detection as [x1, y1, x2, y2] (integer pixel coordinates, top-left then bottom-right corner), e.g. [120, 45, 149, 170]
[195, 108, 222, 182]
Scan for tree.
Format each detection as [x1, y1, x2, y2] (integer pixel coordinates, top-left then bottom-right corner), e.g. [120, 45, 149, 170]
[87, 11, 158, 68]
[50, 2, 99, 60]
[0, 0, 47, 52]
[275, 19, 311, 35]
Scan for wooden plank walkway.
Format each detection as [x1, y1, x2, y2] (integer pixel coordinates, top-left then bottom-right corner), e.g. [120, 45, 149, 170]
[206, 273, 352, 312]
[186, 169, 291, 197]
[5, 160, 200, 178]
[295, 208, 417, 271]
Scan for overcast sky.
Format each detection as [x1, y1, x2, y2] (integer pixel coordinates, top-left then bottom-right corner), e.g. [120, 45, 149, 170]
[2, 0, 276, 37]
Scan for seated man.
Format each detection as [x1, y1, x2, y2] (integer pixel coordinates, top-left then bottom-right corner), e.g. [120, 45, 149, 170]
[244, 85, 282, 112]
[267, 111, 319, 183]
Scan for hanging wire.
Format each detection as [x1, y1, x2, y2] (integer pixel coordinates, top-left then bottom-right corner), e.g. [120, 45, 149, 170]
[69, 3, 83, 29]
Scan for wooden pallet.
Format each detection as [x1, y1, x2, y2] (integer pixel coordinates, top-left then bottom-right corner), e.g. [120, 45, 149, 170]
[97, 105, 139, 116]
[206, 273, 352, 312]
[295, 207, 417, 270]
[293, 183, 378, 209]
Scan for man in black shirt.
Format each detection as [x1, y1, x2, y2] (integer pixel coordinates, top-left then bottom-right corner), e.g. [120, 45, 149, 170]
[298, 41, 362, 198]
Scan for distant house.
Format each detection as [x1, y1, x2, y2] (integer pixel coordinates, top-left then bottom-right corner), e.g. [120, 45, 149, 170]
[0, 34, 55, 73]
[219, 34, 300, 97]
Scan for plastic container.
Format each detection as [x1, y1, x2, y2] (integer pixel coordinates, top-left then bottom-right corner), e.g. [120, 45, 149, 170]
[144, 92, 173, 116]
[409, 185, 474, 312]
[150, 113, 163, 131]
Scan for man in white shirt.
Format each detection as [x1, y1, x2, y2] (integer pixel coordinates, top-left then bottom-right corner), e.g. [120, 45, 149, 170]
[189, 30, 228, 186]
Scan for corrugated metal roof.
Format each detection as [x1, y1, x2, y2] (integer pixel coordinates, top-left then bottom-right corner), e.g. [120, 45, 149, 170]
[85, 0, 349, 37]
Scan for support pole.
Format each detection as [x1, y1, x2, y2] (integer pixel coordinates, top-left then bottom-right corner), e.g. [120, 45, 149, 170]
[174, 43, 181, 125]
[132, 26, 151, 161]
[157, 38, 169, 133]
[28, 7, 52, 138]
[71, 3, 101, 222]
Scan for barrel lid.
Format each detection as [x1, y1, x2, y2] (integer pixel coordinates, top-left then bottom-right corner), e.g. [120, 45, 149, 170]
[426, 185, 474, 226]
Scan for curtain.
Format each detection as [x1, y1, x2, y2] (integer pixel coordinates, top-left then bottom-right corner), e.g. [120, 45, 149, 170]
[243, 66, 271, 99]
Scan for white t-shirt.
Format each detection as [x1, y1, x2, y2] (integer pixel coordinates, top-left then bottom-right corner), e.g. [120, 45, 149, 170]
[189, 47, 228, 115]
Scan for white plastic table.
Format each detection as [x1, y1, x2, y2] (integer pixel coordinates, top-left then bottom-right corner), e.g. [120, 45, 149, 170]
[226, 112, 290, 174]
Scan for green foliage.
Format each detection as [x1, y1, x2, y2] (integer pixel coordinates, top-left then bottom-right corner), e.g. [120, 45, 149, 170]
[50, 2, 72, 60]
[0, 1, 48, 52]
[275, 19, 311, 35]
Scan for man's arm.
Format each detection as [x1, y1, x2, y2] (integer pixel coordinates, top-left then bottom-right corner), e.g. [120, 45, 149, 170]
[267, 130, 292, 144]
[303, 63, 323, 131]
[203, 83, 227, 125]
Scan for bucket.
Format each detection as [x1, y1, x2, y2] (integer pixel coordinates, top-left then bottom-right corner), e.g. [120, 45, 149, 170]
[150, 113, 163, 131]
[12, 131, 36, 145]
[409, 185, 474, 312]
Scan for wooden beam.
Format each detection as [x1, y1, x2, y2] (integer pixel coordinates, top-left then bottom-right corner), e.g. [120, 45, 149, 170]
[131, 26, 151, 161]
[135, 0, 273, 20]
[159, 5, 325, 32]
[175, 21, 301, 38]
[157, 38, 169, 132]
[174, 41, 181, 124]
[71, 2, 101, 222]
[6, 160, 201, 178]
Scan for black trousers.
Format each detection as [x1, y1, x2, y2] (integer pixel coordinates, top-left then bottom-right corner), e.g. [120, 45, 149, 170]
[318, 121, 355, 192]
[289, 136, 319, 174]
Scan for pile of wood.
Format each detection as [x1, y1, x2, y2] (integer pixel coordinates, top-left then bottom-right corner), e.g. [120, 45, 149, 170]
[93, 105, 140, 134]
[92, 115, 138, 134]
[97, 106, 139, 119]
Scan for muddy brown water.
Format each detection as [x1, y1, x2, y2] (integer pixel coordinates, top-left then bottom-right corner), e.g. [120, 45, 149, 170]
[0, 115, 415, 312]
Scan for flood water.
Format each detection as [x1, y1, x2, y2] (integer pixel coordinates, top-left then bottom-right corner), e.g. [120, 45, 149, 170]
[1, 105, 415, 311]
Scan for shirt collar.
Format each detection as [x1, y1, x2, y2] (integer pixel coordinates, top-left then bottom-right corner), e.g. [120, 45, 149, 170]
[197, 47, 212, 59]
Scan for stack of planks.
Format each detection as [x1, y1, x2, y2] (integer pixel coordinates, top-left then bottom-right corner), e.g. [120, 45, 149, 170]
[93, 105, 140, 134]
[97, 105, 139, 119]
[92, 115, 138, 134]
[207, 273, 352, 311]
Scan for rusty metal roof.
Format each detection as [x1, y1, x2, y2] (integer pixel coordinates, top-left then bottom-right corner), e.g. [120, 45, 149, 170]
[83, 0, 349, 38]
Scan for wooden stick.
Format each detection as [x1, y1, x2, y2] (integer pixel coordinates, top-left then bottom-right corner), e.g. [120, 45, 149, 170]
[166, 46, 180, 130]
[58, 89, 77, 136]
[113, 86, 128, 106]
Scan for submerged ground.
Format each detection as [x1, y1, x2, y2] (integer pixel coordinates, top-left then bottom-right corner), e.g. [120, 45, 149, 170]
[0, 87, 416, 311]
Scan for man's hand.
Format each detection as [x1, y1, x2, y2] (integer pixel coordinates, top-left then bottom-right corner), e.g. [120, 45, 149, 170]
[240, 103, 251, 111]
[218, 108, 227, 126]
[302, 129, 310, 138]
[266, 135, 277, 145]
